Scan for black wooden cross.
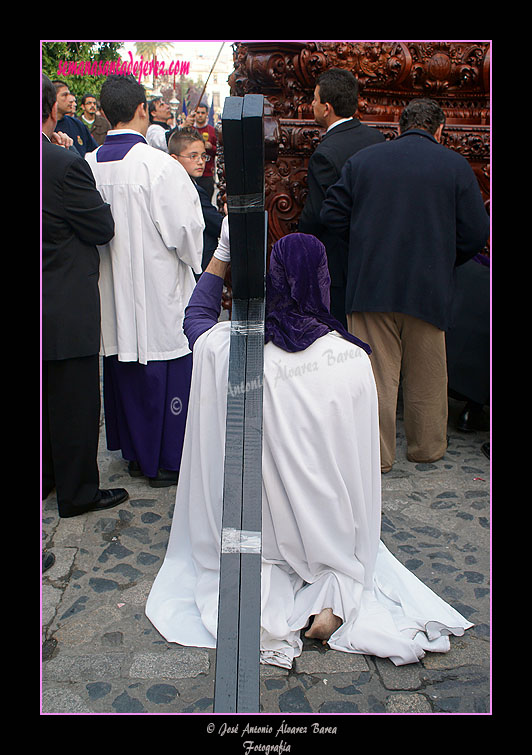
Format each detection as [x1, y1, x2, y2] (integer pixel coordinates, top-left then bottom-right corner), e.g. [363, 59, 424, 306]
[213, 94, 267, 713]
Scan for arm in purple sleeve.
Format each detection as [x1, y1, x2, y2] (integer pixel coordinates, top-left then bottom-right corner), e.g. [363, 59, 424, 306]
[185, 216, 231, 350]
[183, 271, 225, 350]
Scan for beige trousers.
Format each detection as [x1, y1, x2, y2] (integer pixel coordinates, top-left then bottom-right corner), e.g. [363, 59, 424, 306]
[348, 312, 448, 472]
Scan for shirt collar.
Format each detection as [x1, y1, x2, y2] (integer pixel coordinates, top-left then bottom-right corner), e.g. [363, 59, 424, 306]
[326, 117, 353, 133]
[107, 128, 146, 138]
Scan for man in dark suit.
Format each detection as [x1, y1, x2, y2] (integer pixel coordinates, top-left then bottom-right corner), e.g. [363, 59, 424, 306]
[299, 68, 385, 326]
[41, 74, 129, 518]
[320, 98, 490, 473]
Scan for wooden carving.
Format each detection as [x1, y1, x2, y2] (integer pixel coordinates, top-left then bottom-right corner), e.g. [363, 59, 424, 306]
[217, 41, 490, 251]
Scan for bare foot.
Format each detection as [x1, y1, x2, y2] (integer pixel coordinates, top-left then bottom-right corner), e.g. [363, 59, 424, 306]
[304, 608, 342, 644]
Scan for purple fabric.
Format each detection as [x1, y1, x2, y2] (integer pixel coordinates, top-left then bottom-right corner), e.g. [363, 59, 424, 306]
[102, 354, 193, 478]
[265, 233, 371, 354]
[96, 132, 147, 162]
[473, 252, 490, 268]
[183, 272, 224, 350]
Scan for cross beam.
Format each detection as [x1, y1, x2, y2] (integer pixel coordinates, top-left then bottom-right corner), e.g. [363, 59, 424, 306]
[213, 95, 267, 713]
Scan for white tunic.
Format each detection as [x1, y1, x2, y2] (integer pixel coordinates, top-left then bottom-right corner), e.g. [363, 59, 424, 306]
[86, 131, 204, 365]
[146, 123, 169, 153]
[146, 323, 472, 667]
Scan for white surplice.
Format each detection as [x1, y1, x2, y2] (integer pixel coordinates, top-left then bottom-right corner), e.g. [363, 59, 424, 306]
[146, 123, 169, 153]
[86, 132, 204, 365]
[146, 322, 472, 667]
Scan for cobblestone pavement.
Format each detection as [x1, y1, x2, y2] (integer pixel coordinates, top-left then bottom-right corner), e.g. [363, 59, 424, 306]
[41, 396, 490, 719]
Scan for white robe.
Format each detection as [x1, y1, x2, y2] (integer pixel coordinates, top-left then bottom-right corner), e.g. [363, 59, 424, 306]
[146, 123, 169, 153]
[146, 322, 472, 667]
[86, 131, 204, 365]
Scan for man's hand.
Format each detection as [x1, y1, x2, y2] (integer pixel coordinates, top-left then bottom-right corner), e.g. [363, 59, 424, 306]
[51, 131, 74, 149]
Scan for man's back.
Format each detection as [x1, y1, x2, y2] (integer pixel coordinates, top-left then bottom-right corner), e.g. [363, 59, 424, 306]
[86, 139, 204, 364]
[313, 118, 385, 182]
[146, 319, 382, 650]
[42, 137, 114, 360]
[299, 119, 385, 324]
[299, 118, 384, 238]
[86, 141, 204, 278]
[321, 129, 489, 331]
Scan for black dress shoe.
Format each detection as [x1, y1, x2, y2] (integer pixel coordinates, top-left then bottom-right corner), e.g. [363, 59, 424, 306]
[148, 469, 178, 488]
[59, 488, 129, 518]
[481, 441, 490, 460]
[128, 460, 144, 477]
[457, 405, 489, 432]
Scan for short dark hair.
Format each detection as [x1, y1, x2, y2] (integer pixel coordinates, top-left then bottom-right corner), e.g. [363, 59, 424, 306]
[99, 74, 147, 128]
[399, 98, 446, 136]
[81, 92, 96, 105]
[148, 97, 162, 122]
[42, 74, 57, 122]
[168, 126, 204, 156]
[316, 68, 359, 118]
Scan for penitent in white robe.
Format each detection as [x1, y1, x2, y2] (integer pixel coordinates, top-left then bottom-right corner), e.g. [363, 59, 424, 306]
[146, 321, 473, 667]
[86, 130, 204, 365]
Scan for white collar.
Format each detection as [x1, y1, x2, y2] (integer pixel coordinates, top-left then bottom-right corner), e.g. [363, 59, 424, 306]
[326, 117, 353, 133]
[107, 128, 145, 138]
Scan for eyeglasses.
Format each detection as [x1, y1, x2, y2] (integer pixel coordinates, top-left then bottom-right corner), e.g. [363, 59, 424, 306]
[177, 152, 210, 162]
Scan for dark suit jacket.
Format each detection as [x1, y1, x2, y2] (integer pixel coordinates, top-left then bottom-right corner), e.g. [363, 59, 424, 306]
[55, 115, 98, 157]
[299, 118, 385, 287]
[446, 256, 490, 405]
[42, 133, 115, 360]
[195, 180, 223, 270]
[320, 129, 490, 332]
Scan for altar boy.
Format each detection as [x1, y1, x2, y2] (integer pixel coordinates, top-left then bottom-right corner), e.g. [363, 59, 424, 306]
[86, 75, 204, 487]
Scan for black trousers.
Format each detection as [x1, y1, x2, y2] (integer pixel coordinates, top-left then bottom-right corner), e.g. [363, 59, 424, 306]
[330, 284, 347, 329]
[42, 354, 101, 516]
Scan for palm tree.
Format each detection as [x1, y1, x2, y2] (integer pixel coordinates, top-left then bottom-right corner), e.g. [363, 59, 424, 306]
[134, 42, 174, 90]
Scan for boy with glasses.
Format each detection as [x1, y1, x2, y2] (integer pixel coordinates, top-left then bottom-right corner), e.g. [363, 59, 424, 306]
[183, 103, 217, 199]
[169, 127, 224, 271]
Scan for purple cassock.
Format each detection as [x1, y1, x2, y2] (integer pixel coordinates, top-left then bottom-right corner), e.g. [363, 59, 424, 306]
[96, 131, 194, 479]
[103, 354, 193, 478]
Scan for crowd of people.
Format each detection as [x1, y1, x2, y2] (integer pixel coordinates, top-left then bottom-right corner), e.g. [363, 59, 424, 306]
[42, 68, 489, 669]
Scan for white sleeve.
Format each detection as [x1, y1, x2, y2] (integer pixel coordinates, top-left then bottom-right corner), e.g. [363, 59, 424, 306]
[150, 158, 205, 274]
[213, 215, 230, 262]
[146, 124, 169, 153]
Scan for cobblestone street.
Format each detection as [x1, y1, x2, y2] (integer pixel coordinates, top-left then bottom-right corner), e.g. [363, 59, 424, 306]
[41, 396, 490, 718]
